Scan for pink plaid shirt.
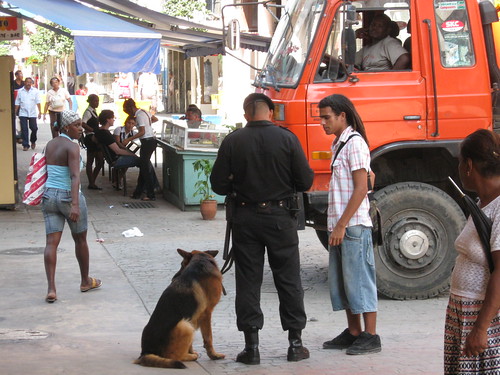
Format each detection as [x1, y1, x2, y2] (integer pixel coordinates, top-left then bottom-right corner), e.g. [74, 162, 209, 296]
[327, 126, 372, 231]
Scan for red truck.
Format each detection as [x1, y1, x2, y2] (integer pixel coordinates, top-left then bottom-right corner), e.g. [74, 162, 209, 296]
[248, 0, 500, 299]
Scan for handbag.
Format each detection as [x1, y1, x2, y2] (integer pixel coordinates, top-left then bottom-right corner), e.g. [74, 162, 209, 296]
[23, 151, 47, 206]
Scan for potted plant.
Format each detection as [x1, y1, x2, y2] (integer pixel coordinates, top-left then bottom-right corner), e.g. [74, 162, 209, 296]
[192, 159, 217, 220]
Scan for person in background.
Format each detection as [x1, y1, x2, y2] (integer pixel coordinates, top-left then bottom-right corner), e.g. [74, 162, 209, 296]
[81, 94, 103, 190]
[13, 69, 24, 143]
[319, 94, 381, 355]
[86, 77, 99, 96]
[138, 72, 159, 114]
[42, 110, 102, 303]
[76, 84, 87, 96]
[43, 77, 72, 138]
[118, 73, 132, 99]
[185, 106, 203, 129]
[355, 14, 410, 71]
[15, 77, 41, 151]
[13, 69, 24, 92]
[111, 74, 120, 103]
[122, 98, 158, 201]
[113, 116, 136, 149]
[168, 70, 175, 113]
[67, 72, 75, 95]
[444, 129, 500, 374]
[210, 93, 314, 365]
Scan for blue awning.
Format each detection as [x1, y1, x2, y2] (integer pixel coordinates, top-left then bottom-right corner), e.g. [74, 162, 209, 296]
[4, 0, 161, 74]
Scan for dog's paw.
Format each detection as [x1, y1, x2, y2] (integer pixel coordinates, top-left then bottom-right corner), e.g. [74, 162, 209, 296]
[182, 352, 199, 361]
[208, 352, 225, 360]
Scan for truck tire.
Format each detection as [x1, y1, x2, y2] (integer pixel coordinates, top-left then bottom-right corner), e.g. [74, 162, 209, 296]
[374, 182, 465, 300]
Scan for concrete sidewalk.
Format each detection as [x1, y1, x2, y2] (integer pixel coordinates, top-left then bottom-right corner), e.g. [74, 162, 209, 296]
[0, 116, 448, 374]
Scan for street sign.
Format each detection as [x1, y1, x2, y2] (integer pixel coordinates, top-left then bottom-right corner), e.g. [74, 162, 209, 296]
[0, 17, 23, 41]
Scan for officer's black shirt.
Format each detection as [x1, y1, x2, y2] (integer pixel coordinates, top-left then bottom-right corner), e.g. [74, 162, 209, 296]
[210, 120, 313, 203]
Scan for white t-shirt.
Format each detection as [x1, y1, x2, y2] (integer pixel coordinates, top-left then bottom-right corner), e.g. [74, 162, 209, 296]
[450, 195, 500, 299]
[113, 126, 134, 143]
[355, 36, 408, 71]
[46, 87, 70, 112]
[134, 109, 154, 139]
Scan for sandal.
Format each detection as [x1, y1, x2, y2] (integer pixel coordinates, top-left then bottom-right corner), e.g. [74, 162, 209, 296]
[80, 277, 102, 292]
[88, 185, 103, 190]
[45, 293, 57, 303]
[141, 196, 156, 201]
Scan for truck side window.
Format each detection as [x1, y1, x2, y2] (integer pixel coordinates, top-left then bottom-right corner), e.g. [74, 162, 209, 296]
[315, 11, 346, 82]
[434, 0, 475, 68]
[314, 5, 412, 82]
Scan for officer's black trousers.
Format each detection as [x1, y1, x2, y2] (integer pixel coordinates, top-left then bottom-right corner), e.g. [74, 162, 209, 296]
[232, 205, 307, 332]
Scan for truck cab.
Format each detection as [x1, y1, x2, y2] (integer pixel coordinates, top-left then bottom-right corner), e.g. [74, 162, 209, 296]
[253, 0, 500, 299]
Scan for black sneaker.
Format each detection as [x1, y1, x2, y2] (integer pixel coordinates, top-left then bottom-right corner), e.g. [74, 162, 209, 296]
[323, 328, 358, 349]
[346, 332, 381, 355]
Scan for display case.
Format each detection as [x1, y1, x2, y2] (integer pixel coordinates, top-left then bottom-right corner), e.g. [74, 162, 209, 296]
[161, 119, 229, 152]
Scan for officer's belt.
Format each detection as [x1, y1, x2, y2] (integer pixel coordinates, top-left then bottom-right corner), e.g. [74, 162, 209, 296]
[236, 199, 289, 209]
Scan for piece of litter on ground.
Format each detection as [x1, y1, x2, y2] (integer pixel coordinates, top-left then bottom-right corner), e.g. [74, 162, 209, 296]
[109, 205, 114, 209]
[96, 238, 105, 243]
[308, 317, 318, 322]
[122, 227, 144, 238]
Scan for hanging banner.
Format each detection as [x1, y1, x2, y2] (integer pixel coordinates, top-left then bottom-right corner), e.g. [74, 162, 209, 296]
[0, 17, 23, 40]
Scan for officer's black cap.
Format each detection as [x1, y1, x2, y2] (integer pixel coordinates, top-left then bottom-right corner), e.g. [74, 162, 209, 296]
[243, 93, 275, 112]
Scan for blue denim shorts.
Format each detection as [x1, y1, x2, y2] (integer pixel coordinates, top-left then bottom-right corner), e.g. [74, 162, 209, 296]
[41, 188, 88, 235]
[328, 225, 378, 314]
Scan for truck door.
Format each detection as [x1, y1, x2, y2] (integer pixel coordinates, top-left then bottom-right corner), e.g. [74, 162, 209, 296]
[418, 0, 492, 140]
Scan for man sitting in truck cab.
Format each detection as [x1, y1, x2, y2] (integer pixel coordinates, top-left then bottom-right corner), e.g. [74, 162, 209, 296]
[355, 14, 410, 71]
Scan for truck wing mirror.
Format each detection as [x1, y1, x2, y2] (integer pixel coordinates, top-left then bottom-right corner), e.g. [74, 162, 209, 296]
[343, 28, 356, 65]
[226, 19, 241, 51]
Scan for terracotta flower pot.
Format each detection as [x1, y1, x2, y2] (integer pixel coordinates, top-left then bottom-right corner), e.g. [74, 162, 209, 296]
[200, 199, 217, 220]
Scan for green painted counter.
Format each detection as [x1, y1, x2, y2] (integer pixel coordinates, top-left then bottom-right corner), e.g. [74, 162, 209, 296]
[157, 140, 224, 211]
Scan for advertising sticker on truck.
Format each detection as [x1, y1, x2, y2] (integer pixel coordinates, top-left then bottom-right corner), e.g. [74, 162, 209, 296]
[437, 1, 466, 10]
[438, 0, 465, 10]
[441, 20, 465, 32]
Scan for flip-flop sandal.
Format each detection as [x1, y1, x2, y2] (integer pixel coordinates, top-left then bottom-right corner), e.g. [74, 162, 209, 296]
[81, 277, 102, 292]
[45, 293, 57, 303]
[88, 185, 103, 190]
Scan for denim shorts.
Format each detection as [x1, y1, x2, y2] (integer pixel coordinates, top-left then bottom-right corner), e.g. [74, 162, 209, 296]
[41, 188, 88, 235]
[328, 225, 378, 314]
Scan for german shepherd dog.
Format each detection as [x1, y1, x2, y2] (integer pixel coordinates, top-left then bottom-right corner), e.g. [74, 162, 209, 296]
[134, 249, 225, 369]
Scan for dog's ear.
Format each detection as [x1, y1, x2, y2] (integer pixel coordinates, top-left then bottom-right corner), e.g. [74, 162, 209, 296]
[205, 250, 219, 258]
[177, 248, 192, 260]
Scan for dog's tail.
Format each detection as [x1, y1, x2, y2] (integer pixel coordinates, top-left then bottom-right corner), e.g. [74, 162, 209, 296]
[134, 354, 186, 369]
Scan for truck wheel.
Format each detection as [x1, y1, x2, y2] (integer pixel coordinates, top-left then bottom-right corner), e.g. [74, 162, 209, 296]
[374, 182, 465, 300]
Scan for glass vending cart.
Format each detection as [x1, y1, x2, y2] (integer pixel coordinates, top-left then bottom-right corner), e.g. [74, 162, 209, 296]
[157, 119, 229, 210]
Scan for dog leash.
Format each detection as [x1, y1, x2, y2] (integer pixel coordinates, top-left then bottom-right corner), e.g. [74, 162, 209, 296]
[219, 249, 234, 296]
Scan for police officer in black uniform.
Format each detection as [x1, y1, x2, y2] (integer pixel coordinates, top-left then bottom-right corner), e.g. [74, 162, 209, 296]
[210, 93, 314, 365]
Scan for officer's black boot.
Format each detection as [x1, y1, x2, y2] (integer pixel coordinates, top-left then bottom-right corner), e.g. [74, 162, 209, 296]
[287, 330, 310, 362]
[236, 326, 260, 365]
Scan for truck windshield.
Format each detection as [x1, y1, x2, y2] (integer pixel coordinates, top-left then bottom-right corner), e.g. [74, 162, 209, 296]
[254, 0, 326, 89]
